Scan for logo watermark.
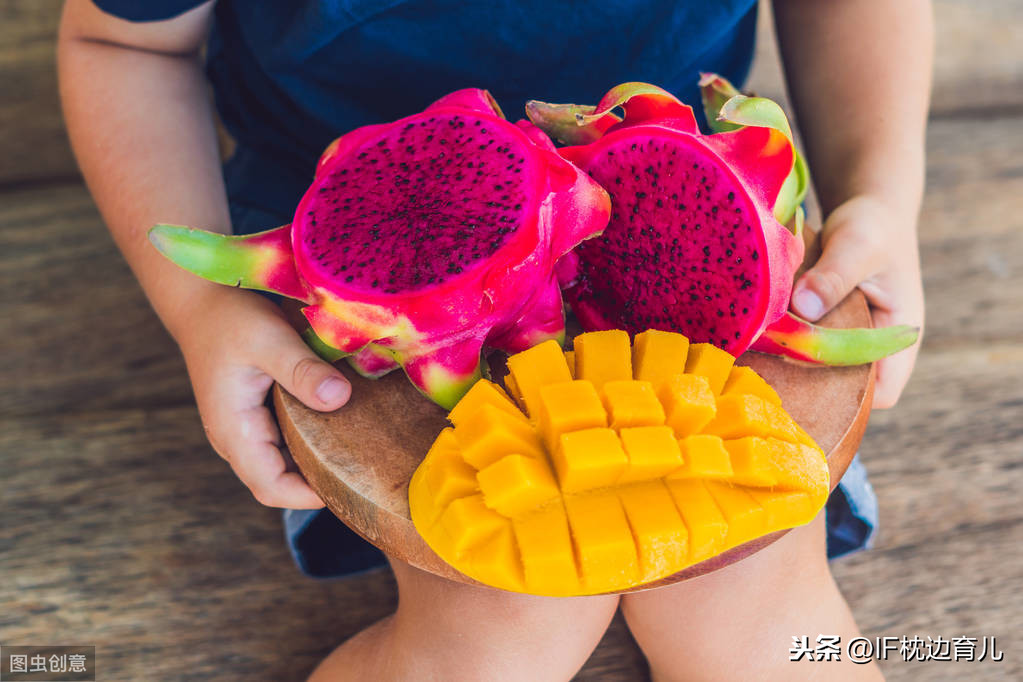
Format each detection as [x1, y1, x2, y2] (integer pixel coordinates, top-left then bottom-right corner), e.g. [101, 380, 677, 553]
[1, 646, 95, 681]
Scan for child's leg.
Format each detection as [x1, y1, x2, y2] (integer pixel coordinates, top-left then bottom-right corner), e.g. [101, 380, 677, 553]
[621, 512, 883, 681]
[309, 557, 620, 682]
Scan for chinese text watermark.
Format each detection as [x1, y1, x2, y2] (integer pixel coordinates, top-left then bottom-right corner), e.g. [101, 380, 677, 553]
[789, 635, 1004, 664]
[1, 646, 95, 681]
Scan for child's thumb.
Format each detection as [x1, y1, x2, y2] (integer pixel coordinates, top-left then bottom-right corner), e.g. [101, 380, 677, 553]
[267, 335, 352, 411]
[791, 213, 884, 322]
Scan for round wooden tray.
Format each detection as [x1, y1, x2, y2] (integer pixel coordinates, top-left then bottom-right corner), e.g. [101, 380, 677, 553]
[273, 292, 874, 594]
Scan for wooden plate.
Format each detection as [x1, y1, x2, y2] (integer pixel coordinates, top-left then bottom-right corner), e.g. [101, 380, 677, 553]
[273, 291, 875, 593]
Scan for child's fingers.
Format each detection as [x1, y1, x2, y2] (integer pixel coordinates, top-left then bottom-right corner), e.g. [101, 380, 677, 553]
[230, 439, 326, 509]
[200, 379, 324, 508]
[873, 350, 917, 409]
[256, 326, 352, 412]
[791, 206, 886, 321]
[868, 307, 922, 409]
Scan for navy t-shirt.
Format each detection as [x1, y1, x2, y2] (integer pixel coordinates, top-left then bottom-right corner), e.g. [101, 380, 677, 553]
[94, 0, 757, 228]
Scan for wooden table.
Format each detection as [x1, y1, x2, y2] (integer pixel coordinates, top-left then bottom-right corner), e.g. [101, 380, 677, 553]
[274, 292, 873, 593]
[4, 1, 1023, 679]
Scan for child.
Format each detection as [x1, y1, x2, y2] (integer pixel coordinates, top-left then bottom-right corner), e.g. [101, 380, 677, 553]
[59, 0, 930, 678]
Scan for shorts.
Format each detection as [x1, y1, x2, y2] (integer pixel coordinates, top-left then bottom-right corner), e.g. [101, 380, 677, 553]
[226, 160, 878, 581]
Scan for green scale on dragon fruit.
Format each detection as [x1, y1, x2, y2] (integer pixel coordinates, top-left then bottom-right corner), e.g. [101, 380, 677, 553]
[527, 77, 918, 365]
[149, 89, 611, 409]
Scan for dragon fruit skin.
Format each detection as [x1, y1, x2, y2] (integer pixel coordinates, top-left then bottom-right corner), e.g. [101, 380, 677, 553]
[528, 82, 805, 355]
[150, 89, 611, 409]
[528, 79, 918, 365]
[750, 312, 922, 366]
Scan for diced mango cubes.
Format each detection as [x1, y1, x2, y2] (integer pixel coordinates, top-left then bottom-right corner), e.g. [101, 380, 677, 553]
[722, 365, 782, 406]
[704, 394, 807, 444]
[602, 380, 666, 430]
[470, 526, 526, 592]
[504, 339, 573, 417]
[665, 479, 728, 564]
[448, 380, 523, 427]
[439, 494, 510, 557]
[618, 426, 684, 483]
[554, 427, 628, 493]
[618, 481, 688, 581]
[659, 374, 717, 436]
[703, 393, 772, 439]
[477, 454, 560, 517]
[409, 329, 830, 597]
[454, 404, 543, 469]
[684, 343, 735, 394]
[633, 329, 689, 391]
[565, 492, 639, 591]
[704, 482, 766, 550]
[722, 437, 779, 487]
[673, 434, 733, 479]
[574, 330, 632, 393]
[423, 448, 479, 516]
[748, 489, 815, 530]
[537, 380, 607, 452]
[512, 502, 579, 594]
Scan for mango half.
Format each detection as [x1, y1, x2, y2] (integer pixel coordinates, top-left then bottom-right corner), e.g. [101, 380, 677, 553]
[409, 330, 829, 596]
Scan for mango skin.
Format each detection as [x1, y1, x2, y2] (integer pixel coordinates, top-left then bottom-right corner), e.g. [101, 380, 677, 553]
[410, 330, 829, 596]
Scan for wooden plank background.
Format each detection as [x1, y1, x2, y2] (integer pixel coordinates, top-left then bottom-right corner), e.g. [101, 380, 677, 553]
[2, 2, 1021, 680]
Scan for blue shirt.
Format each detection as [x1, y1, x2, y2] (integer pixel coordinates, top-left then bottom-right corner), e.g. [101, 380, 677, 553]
[95, 0, 757, 223]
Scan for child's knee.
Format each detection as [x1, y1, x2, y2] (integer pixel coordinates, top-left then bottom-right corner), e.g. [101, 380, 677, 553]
[625, 512, 831, 619]
[619, 514, 870, 681]
[389, 558, 619, 679]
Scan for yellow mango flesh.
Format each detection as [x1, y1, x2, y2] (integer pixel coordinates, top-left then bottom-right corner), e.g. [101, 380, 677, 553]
[633, 329, 689, 391]
[537, 380, 607, 452]
[684, 343, 735, 394]
[554, 427, 628, 493]
[618, 481, 689, 581]
[618, 426, 684, 483]
[439, 494, 510, 557]
[470, 526, 526, 592]
[665, 479, 728, 564]
[659, 373, 717, 437]
[748, 489, 815, 529]
[565, 492, 639, 591]
[512, 502, 579, 594]
[504, 339, 573, 417]
[601, 380, 666, 430]
[722, 437, 779, 486]
[454, 404, 543, 469]
[704, 482, 767, 550]
[672, 434, 733, 479]
[448, 379, 522, 427]
[410, 330, 829, 596]
[574, 330, 632, 393]
[722, 365, 782, 406]
[477, 454, 560, 517]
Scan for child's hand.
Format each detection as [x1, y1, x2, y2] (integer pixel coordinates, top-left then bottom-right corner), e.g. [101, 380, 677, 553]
[176, 286, 352, 508]
[790, 194, 924, 409]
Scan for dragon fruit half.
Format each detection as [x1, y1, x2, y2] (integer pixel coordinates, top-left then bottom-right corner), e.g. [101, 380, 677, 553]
[527, 78, 918, 364]
[150, 89, 611, 408]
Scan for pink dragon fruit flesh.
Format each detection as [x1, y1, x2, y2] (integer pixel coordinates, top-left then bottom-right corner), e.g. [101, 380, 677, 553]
[526, 78, 918, 364]
[150, 89, 611, 408]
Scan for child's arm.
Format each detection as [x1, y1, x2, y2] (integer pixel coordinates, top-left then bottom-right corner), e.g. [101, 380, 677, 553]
[772, 0, 933, 408]
[58, 1, 352, 507]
